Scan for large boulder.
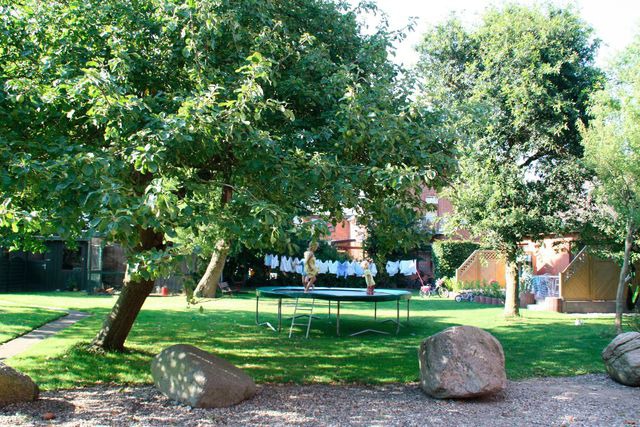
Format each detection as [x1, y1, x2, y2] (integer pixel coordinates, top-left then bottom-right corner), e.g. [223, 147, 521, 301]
[0, 363, 39, 406]
[602, 332, 640, 386]
[151, 344, 256, 408]
[419, 325, 507, 399]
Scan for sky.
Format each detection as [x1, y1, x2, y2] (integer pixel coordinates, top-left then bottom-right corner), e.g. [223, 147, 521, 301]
[348, 0, 640, 68]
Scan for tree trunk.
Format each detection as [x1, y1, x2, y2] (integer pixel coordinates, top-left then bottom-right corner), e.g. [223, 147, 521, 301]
[193, 239, 230, 298]
[193, 184, 233, 298]
[615, 219, 635, 334]
[504, 250, 520, 317]
[92, 228, 164, 351]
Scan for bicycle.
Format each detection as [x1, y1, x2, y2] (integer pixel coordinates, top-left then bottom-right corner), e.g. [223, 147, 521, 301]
[419, 279, 450, 298]
[454, 290, 475, 302]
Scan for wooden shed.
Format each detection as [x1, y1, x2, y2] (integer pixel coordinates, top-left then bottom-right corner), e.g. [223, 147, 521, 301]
[454, 246, 637, 313]
[559, 248, 638, 313]
[455, 250, 506, 287]
[0, 239, 89, 292]
[0, 238, 197, 294]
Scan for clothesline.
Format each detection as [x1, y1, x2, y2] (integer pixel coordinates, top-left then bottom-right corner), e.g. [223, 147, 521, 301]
[385, 260, 418, 277]
[263, 254, 418, 278]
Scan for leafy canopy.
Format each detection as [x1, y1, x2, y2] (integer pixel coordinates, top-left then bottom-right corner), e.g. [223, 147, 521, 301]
[0, 0, 452, 277]
[580, 31, 640, 262]
[416, 4, 602, 257]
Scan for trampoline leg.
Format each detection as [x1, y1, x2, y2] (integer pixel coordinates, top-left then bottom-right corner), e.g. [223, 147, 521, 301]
[374, 302, 377, 320]
[328, 301, 331, 320]
[255, 294, 275, 332]
[407, 299, 410, 323]
[396, 300, 400, 334]
[337, 301, 341, 337]
[278, 298, 282, 332]
[255, 295, 260, 325]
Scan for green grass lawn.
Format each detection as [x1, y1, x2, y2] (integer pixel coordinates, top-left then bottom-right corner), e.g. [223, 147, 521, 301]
[0, 291, 618, 390]
[0, 303, 66, 344]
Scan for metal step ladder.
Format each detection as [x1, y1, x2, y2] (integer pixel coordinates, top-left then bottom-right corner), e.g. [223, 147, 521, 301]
[289, 297, 315, 339]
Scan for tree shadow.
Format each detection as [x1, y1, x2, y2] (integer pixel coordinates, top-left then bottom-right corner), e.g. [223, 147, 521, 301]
[4, 293, 616, 388]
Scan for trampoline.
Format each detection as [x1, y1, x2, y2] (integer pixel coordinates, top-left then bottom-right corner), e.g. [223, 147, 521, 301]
[255, 286, 411, 337]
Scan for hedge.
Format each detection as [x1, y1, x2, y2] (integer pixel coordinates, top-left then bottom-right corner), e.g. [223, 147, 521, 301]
[432, 240, 479, 279]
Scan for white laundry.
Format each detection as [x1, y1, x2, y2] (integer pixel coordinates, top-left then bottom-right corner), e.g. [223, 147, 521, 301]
[328, 260, 339, 275]
[347, 261, 356, 276]
[354, 261, 364, 277]
[293, 257, 303, 275]
[337, 261, 349, 278]
[281, 256, 294, 273]
[318, 259, 330, 274]
[370, 262, 378, 277]
[264, 254, 272, 267]
[386, 260, 400, 276]
[399, 259, 417, 276]
[270, 255, 279, 269]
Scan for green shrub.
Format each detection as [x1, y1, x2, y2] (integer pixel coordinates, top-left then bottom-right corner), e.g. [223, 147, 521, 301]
[460, 279, 486, 291]
[488, 281, 501, 298]
[432, 240, 480, 279]
[443, 276, 462, 292]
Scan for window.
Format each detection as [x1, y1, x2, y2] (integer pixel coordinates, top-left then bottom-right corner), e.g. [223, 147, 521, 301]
[424, 196, 438, 205]
[62, 248, 82, 270]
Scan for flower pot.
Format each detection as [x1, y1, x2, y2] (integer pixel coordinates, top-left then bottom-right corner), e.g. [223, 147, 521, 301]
[491, 297, 500, 305]
[519, 291, 535, 307]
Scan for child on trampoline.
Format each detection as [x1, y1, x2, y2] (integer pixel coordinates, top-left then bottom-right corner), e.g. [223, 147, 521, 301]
[362, 260, 375, 295]
[303, 242, 319, 293]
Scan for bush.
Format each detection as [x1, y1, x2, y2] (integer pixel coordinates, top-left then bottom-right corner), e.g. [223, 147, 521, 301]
[443, 276, 461, 292]
[432, 240, 480, 279]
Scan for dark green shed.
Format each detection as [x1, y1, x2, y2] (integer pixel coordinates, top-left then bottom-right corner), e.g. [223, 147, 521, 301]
[0, 239, 90, 292]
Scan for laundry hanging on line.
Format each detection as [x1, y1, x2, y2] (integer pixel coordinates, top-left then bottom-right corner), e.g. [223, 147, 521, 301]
[386, 259, 418, 276]
[263, 254, 378, 278]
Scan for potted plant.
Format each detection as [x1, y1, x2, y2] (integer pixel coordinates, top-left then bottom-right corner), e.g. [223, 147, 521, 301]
[471, 284, 482, 303]
[489, 281, 500, 304]
[480, 288, 489, 304]
[483, 287, 492, 304]
[519, 266, 536, 307]
[444, 277, 459, 299]
[497, 287, 506, 305]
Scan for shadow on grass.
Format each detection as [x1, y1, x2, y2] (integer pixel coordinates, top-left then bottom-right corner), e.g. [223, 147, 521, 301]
[4, 293, 617, 389]
[0, 306, 67, 344]
[11, 342, 156, 390]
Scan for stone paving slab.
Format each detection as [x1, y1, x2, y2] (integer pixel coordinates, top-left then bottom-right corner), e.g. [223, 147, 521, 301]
[0, 311, 91, 361]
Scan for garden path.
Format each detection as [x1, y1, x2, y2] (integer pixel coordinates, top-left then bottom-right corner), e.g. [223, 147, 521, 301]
[0, 310, 90, 361]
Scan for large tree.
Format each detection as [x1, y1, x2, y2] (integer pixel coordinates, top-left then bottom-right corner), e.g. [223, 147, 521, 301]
[416, 4, 602, 316]
[580, 32, 640, 333]
[0, 0, 451, 350]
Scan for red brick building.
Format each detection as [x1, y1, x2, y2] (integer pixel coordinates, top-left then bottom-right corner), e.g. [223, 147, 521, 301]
[327, 214, 367, 259]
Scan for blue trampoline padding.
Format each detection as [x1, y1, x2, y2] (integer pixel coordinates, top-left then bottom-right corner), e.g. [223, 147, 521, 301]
[256, 286, 411, 302]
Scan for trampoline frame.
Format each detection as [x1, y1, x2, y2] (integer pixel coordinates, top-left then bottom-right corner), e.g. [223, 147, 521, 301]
[255, 286, 411, 337]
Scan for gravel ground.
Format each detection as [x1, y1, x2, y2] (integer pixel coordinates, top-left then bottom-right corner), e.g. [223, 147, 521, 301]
[1, 374, 638, 426]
